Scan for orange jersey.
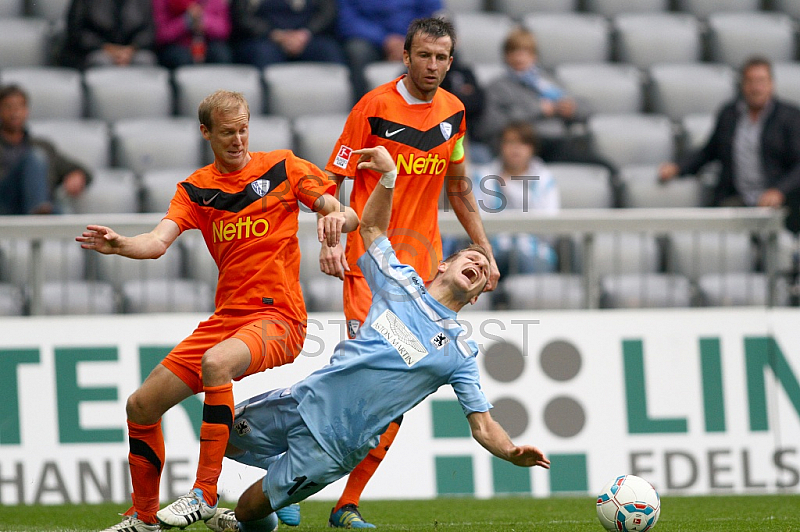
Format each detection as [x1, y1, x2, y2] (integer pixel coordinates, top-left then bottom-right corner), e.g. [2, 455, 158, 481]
[166, 150, 335, 321]
[326, 76, 466, 282]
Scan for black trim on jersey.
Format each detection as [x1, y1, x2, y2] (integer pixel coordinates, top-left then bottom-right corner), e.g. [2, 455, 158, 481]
[368, 111, 464, 151]
[180, 159, 289, 213]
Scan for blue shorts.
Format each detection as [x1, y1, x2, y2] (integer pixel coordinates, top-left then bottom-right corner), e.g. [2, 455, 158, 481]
[229, 388, 352, 510]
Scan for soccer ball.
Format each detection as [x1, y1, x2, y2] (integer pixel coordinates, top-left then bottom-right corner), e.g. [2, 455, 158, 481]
[596, 474, 660, 531]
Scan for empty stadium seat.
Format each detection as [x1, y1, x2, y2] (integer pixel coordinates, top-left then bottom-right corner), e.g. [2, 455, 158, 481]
[181, 231, 218, 290]
[0, 283, 24, 315]
[96, 243, 183, 288]
[588, 113, 675, 169]
[472, 63, 507, 90]
[674, 0, 761, 19]
[619, 165, 704, 208]
[122, 279, 214, 313]
[601, 273, 693, 308]
[584, 0, 668, 17]
[523, 13, 611, 69]
[140, 168, 195, 213]
[443, 0, 485, 12]
[71, 168, 140, 214]
[555, 63, 643, 114]
[174, 64, 264, 117]
[304, 276, 345, 312]
[264, 63, 351, 119]
[503, 273, 585, 310]
[496, 0, 577, 17]
[698, 272, 790, 306]
[451, 13, 515, 66]
[28, 119, 111, 170]
[0, 67, 84, 119]
[293, 113, 348, 170]
[548, 163, 614, 209]
[247, 115, 293, 153]
[592, 232, 662, 277]
[113, 117, 202, 174]
[41, 281, 118, 315]
[84, 66, 173, 122]
[613, 13, 702, 70]
[0, 17, 50, 68]
[773, 62, 800, 108]
[668, 231, 755, 279]
[364, 61, 404, 92]
[679, 113, 715, 153]
[707, 12, 796, 68]
[0, 238, 86, 285]
[647, 63, 737, 121]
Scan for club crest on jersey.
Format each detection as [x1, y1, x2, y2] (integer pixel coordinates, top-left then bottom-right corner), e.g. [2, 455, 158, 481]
[234, 419, 251, 436]
[347, 319, 360, 339]
[251, 178, 270, 197]
[439, 122, 452, 141]
[431, 332, 449, 350]
[334, 145, 353, 169]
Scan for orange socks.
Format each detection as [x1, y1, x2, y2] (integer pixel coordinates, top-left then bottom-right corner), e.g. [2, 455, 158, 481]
[335, 420, 401, 512]
[128, 420, 165, 524]
[194, 383, 234, 506]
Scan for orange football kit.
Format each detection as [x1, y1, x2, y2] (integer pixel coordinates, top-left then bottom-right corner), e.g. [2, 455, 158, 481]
[129, 150, 334, 522]
[326, 76, 466, 334]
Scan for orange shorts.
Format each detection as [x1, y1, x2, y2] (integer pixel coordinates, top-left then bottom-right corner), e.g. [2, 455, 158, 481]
[162, 310, 307, 394]
[343, 274, 371, 337]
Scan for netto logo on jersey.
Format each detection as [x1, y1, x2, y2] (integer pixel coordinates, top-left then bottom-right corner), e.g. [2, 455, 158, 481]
[396, 153, 447, 176]
[213, 216, 270, 243]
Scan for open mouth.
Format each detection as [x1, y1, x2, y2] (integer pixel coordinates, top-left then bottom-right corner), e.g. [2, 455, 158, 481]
[462, 266, 479, 284]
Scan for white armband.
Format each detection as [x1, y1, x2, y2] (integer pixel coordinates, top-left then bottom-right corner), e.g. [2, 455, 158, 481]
[379, 168, 397, 189]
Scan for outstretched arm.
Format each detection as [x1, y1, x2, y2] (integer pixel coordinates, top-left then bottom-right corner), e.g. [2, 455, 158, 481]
[76, 218, 180, 259]
[468, 411, 550, 468]
[356, 146, 397, 250]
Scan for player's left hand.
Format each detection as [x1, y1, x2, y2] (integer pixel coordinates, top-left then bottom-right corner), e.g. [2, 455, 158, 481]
[508, 446, 550, 469]
[318, 211, 347, 247]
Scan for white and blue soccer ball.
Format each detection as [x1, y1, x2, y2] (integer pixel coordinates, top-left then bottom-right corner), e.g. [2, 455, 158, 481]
[596, 474, 661, 531]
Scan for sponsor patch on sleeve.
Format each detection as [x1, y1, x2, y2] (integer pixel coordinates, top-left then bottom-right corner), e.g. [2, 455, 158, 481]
[334, 145, 353, 169]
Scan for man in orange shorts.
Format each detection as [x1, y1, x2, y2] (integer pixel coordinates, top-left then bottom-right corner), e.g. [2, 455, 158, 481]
[78, 89, 359, 532]
[319, 17, 500, 528]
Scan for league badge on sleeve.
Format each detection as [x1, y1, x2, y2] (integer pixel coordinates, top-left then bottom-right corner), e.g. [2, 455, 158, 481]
[334, 145, 353, 169]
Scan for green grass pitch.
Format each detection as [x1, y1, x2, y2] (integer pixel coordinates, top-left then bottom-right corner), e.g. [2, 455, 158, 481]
[1, 495, 799, 531]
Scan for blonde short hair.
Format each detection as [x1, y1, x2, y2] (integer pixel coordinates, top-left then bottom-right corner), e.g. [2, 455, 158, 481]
[503, 27, 537, 56]
[198, 90, 250, 130]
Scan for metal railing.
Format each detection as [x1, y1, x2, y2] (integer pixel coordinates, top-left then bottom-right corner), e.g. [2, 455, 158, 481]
[0, 207, 788, 314]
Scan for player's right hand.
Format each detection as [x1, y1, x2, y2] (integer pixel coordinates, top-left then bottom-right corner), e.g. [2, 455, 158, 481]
[319, 242, 348, 280]
[76, 225, 121, 255]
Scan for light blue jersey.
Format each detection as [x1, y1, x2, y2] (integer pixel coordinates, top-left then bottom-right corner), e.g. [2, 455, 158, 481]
[292, 236, 491, 469]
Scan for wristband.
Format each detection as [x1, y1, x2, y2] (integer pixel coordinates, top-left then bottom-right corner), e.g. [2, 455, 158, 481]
[379, 168, 397, 189]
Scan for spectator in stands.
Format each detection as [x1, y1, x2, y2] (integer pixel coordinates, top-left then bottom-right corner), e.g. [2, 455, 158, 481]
[476, 27, 590, 165]
[230, 0, 344, 69]
[445, 121, 560, 277]
[337, 0, 442, 100]
[60, 0, 158, 69]
[0, 85, 91, 215]
[153, 0, 233, 69]
[658, 56, 800, 232]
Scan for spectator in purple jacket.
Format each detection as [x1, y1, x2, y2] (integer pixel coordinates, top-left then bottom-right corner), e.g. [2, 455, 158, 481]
[153, 0, 233, 68]
[337, 0, 442, 100]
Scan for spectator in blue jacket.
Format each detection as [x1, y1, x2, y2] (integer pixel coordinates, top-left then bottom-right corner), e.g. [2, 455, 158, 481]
[338, 0, 442, 99]
[230, 0, 345, 69]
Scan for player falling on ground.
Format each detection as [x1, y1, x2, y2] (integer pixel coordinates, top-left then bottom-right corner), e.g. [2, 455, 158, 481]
[78, 90, 358, 532]
[203, 145, 550, 532]
[320, 16, 500, 528]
